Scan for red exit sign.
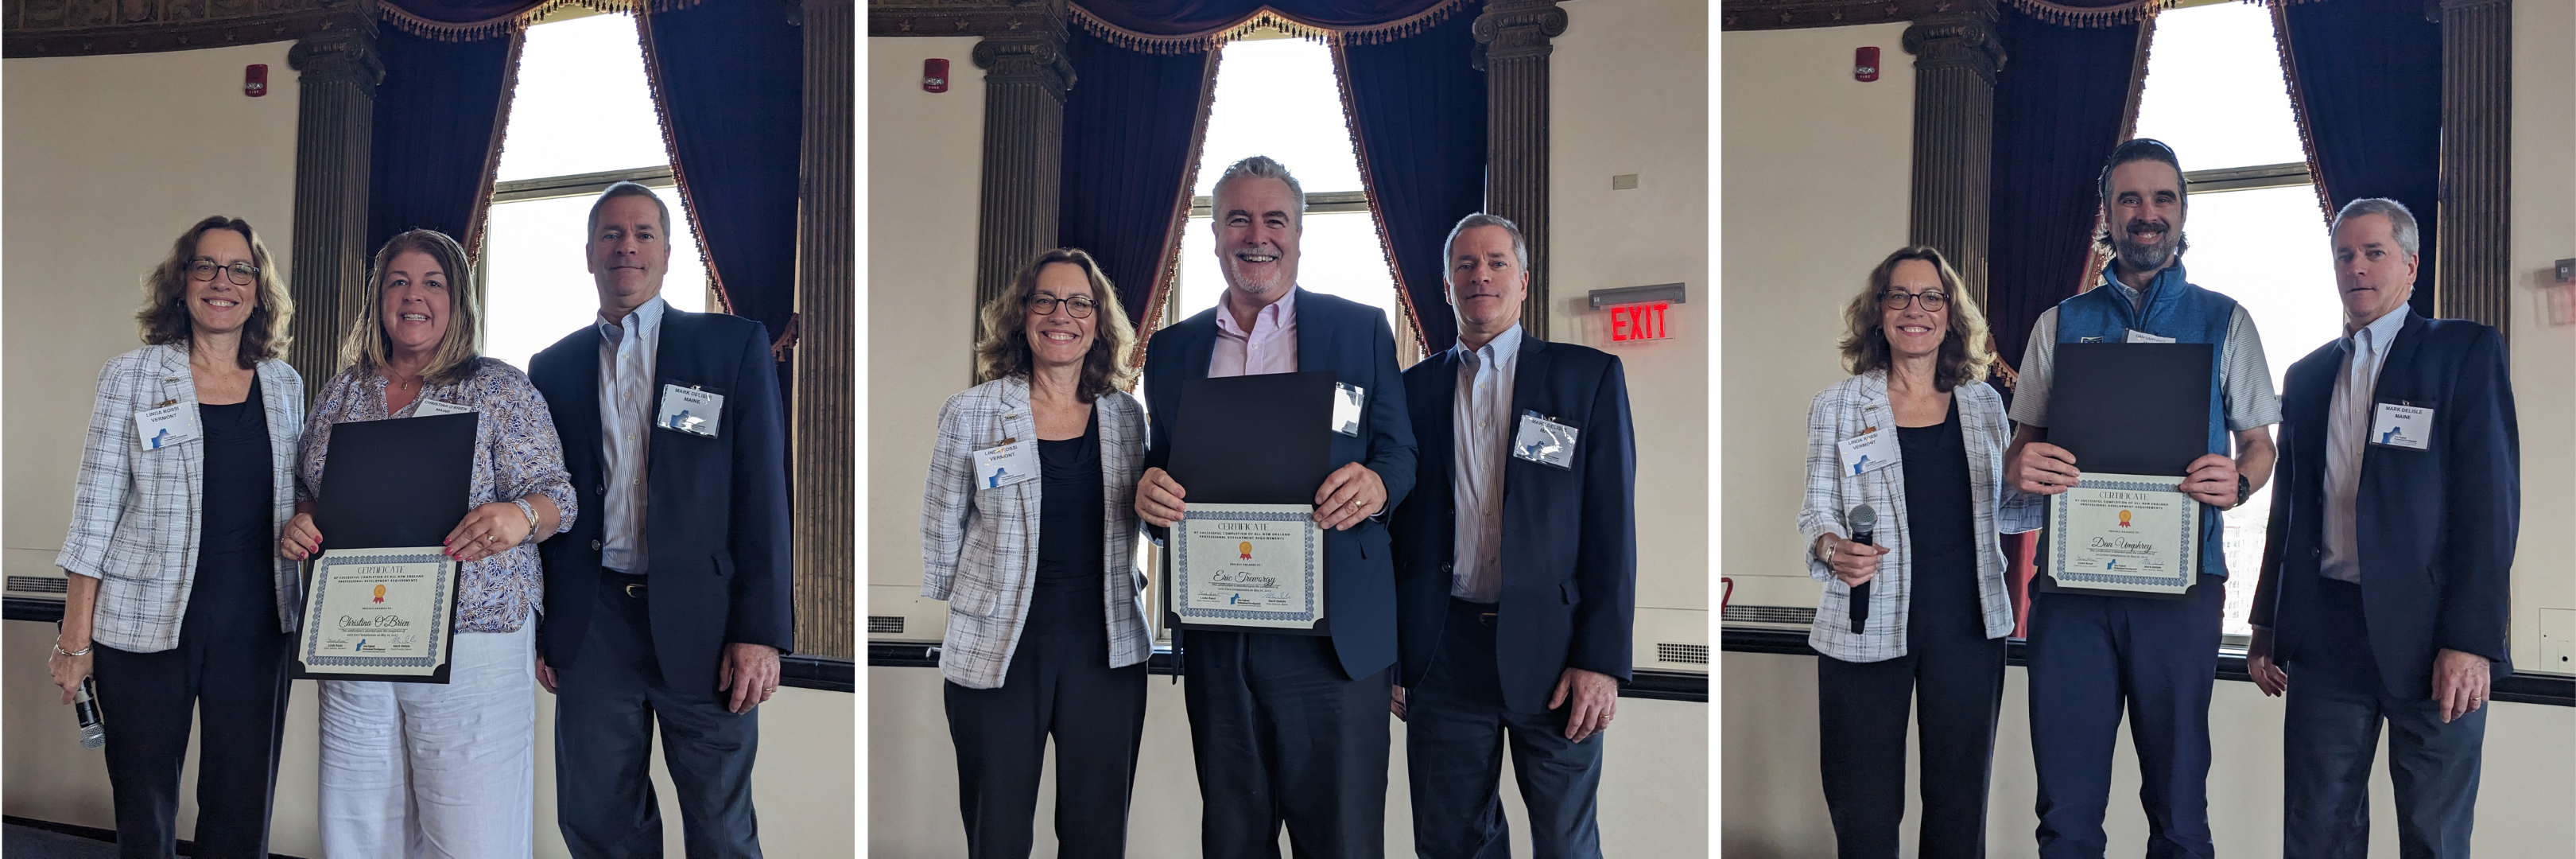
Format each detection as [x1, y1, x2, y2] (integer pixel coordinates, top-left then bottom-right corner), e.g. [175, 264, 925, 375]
[1608, 301, 1670, 342]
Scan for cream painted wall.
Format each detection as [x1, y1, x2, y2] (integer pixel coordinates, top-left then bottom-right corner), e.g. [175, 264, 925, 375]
[3, 44, 852, 857]
[2506, 0, 2575, 674]
[869, 665, 1708, 857]
[865, 36, 986, 643]
[1717, 22, 1916, 610]
[1721, 651, 2576, 857]
[1552, 0, 1713, 662]
[3, 43, 301, 588]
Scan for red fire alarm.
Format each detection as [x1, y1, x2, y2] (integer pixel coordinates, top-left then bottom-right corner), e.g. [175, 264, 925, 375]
[924, 59, 949, 94]
[1608, 302, 1671, 343]
[245, 64, 269, 97]
[1855, 47, 1880, 83]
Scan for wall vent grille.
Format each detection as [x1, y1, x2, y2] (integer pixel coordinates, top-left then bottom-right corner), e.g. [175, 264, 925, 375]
[867, 616, 906, 635]
[1655, 643, 1710, 664]
[7, 576, 68, 594]
[1723, 604, 1817, 625]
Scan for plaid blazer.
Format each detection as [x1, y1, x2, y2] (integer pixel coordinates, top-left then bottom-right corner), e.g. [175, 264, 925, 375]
[1798, 370, 2041, 663]
[57, 343, 305, 653]
[920, 376, 1150, 689]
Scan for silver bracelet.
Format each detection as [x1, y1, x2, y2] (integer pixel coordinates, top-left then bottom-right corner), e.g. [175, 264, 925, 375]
[53, 639, 92, 658]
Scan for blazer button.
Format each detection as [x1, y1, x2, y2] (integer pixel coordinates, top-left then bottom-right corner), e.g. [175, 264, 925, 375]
[592, 539, 603, 551]
[2311, 547, 2322, 558]
[1441, 562, 1453, 573]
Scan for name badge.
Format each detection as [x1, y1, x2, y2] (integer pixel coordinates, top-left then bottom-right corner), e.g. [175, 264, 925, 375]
[1837, 427, 1897, 476]
[1511, 411, 1578, 470]
[133, 401, 201, 452]
[1332, 383, 1366, 437]
[2369, 402, 2433, 450]
[972, 438, 1038, 490]
[657, 384, 724, 437]
[2124, 329, 2176, 344]
[413, 398, 472, 418]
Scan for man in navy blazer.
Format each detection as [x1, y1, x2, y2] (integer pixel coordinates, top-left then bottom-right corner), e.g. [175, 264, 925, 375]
[2248, 198, 2517, 859]
[1134, 155, 1417, 857]
[1389, 214, 1635, 859]
[527, 182, 793, 857]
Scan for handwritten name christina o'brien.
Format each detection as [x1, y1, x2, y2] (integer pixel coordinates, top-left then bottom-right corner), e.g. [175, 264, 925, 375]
[338, 614, 414, 628]
[1210, 572, 1279, 588]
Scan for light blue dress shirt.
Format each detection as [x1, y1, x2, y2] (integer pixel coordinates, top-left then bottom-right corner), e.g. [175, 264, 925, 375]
[1450, 324, 1523, 603]
[2321, 303, 2411, 584]
[597, 296, 667, 574]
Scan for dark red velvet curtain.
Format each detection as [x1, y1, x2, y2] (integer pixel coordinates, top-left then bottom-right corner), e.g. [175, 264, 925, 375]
[367, 27, 520, 260]
[2277, 0, 2442, 319]
[1987, 6, 2142, 379]
[1059, 27, 1216, 328]
[1339, 6, 1485, 353]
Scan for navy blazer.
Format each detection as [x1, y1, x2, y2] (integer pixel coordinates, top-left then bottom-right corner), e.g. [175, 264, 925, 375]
[528, 305, 795, 693]
[1390, 334, 1637, 713]
[1143, 288, 1418, 681]
[2252, 313, 2518, 698]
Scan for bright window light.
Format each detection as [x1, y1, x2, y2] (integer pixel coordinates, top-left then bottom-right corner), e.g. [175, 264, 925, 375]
[479, 13, 707, 372]
[2132, 2, 2307, 169]
[1177, 37, 1403, 342]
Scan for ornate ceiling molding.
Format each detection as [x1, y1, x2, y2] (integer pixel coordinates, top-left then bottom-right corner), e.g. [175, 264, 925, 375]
[1721, 0, 1988, 32]
[868, 0, 1064, 38]
[6, 0, 370, 57]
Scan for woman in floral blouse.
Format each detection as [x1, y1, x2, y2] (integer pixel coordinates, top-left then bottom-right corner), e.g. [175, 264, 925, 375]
[279, 228, 575, 857]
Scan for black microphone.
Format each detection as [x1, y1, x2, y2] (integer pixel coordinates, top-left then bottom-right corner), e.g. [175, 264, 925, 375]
[1848, 504, 1876, 634]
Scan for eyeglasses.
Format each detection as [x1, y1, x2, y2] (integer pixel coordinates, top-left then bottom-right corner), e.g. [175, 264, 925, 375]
[1879, 290, 1949, 312]
[1026, 294, 1096, 319]
[186, 259, 260, 286]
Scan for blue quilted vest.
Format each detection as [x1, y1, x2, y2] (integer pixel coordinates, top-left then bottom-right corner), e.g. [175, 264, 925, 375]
[2053, 261, 2239, 579]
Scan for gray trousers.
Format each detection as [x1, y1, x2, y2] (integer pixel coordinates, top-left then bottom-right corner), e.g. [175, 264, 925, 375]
[553, 576, 762, 858]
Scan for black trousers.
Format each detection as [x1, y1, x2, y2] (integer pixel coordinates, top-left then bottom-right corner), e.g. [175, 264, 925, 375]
[2282, 579, 2485, 859]
[943, 584, 1149, 859]
[1816, 609, 2008, 859]
[553, 573, 762, 858]
[1183, 630, 1392, 859]
[90, 563, 293, 859]
[1406, 599, 1604, 859]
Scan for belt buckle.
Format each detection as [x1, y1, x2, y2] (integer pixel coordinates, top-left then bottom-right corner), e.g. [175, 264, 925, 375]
[623, 582, 646, 598]
[1478, 612, 1498, 626]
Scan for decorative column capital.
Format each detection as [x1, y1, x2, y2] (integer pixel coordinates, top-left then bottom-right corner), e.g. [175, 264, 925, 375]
[288, 18, 383, 94]
[972, 27, 1073, 103]
[1473, 0, 1567, 68]
[1903, 10, 2004, 87]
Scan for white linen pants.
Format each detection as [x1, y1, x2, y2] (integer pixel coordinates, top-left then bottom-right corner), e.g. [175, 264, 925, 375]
[317, 619, 537, 859]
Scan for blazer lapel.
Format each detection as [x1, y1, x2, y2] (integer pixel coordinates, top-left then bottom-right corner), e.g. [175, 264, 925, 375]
[1419, 348, 1461, 509]
[557, 323, 607, 481]
[1294, 289, 1334, 375]
[1506, 334, 1552, 422]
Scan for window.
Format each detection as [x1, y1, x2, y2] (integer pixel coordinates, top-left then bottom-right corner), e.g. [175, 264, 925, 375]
[479, 11, 711, 371]
[2131, 1, 2348, 638]
[1168, 34, 1414, 356]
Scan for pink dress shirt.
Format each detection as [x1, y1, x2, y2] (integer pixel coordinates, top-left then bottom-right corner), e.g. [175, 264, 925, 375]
[1208, 287, 1299, 377]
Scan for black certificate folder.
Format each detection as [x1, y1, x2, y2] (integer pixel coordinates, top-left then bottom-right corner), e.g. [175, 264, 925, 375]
[2046, 342, 2213, 477]
[296, 411, 475, 683]
[1165, 371, 1335, 505]
[311, 412, 478, 548]
[2037, 342, 2213, 601]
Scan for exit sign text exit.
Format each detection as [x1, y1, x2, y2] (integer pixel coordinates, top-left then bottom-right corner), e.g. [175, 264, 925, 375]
[1608, 301, 1670, 342]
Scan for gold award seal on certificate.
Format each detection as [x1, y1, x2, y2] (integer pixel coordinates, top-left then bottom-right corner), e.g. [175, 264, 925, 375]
[1174, 503, 1325, 630]
[297, 548, 458, 676]
[2046, 473, 2200, 595]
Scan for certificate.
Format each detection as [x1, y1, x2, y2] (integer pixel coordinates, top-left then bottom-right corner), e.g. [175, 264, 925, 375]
[2044, 473, 2200, 596]
[294, 547, 459, 682]
[1172, 504, 1325, 632]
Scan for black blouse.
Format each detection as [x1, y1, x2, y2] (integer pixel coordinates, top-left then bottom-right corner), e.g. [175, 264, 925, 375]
[1032, 408, 1105, 589]
[1897, 397, 1981, 635]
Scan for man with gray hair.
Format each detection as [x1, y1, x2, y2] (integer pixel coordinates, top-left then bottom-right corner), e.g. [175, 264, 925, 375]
[1388, 212, 1635, 858]
[2246, 196, 2517, 858]
[1135, 154, 1418, 857]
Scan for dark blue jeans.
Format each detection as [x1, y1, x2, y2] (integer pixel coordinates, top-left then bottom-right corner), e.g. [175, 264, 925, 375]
[553, 573, 762, 858]
[2282, 579, 2485, 859]
[1406, 599, 1605, 859]
[2027, 576, 2225, 859]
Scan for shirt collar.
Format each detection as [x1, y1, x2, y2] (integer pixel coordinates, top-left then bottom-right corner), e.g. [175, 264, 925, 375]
[2348, 301, 2409, 350]
[1456, 323, 1524, 366]
[599, 295, 669, 339]
[1216, 286, 1297, 337]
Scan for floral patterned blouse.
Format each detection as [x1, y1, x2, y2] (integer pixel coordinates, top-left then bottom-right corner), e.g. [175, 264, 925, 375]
[297, 358, 576, 634]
